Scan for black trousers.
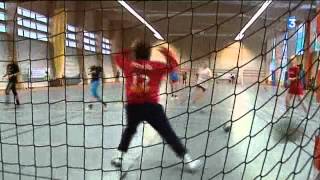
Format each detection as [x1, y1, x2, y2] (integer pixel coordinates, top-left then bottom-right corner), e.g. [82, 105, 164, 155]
[118, 103, 187, 158]
[183, 79, 187, 85]
[5, 81, 18, 96]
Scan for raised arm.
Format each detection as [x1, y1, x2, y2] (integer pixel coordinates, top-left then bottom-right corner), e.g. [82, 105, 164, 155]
[114, 49, 132, 71]
[158, 47, 178, 72]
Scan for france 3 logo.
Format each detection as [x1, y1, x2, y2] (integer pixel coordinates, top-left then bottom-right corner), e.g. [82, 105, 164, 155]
[287, 16, 296, 30]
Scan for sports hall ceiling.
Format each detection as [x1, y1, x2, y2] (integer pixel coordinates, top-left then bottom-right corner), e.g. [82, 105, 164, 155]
[17, 1, 316, 45]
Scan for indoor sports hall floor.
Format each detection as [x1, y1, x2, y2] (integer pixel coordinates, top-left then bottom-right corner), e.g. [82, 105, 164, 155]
[0, 82, 319, 180]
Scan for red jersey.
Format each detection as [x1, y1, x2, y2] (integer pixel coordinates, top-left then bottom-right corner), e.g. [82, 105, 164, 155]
[114, 49, 178, 104]
[288, 66, 303, 95]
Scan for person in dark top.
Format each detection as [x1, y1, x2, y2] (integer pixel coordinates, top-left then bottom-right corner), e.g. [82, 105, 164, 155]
[87, 65, 107, 110]
[182, 71, 187, 86]
[3, 62, 20, 105]
[230, 74, 235, 84]
[115, 70, 120, 83]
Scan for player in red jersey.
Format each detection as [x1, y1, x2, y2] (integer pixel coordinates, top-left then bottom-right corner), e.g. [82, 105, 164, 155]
[111, 41, 201, 172]
[285, 56, 308, 115]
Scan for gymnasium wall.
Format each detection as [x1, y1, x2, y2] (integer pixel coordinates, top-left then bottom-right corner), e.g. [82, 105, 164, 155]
[18, 39, 51, 88]
[0, 34, 10, 89]
[0, 34, 50, 88]
[0, 35, 51, 89]
[167, 34, 267, 84]
[65, 48, 114, 81]
[1, 10, 269, 89]
[65, 48, 80, 78]
[214, 38, 267, 84]
[0, 34, 115, 89]
[264, 25, 312, 85]
[101, 55, 114, 80]
[107, 20, 267, 85]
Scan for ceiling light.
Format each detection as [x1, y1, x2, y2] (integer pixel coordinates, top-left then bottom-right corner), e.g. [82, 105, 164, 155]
[235, 0, 272, 41]
[118, 0, 164, 40]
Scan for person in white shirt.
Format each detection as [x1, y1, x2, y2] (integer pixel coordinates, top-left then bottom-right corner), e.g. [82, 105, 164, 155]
[191, 65, 213, 104]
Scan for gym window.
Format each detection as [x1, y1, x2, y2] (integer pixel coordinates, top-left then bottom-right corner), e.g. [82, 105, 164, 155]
[102, 37, 111, 54]
[66, 24, 76, 48]
[0, 2, 6, 32]
[17, 7, 48, 41]
[0, 2, 4, 9]
[83, 31, 96, 52]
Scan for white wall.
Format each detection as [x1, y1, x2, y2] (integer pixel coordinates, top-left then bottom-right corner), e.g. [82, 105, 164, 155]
[102, 54, 114, 82]
[0, 34, 9, 89]
[214, 41, 266, 84]
[162, 34, 267, 85]
[0, 34, 52, 89]
[65, 47, 80, 78]
[16, 38, 51, 89]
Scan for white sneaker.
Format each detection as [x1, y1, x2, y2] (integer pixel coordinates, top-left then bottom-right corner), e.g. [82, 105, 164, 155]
[223, 122, 231, 132]
[183, 154, 201, 172]
[103, 104, 108, 111]
[86, 104, 93, 111]
[111, 151, 123, 167]
[111, 157, 122, 167]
